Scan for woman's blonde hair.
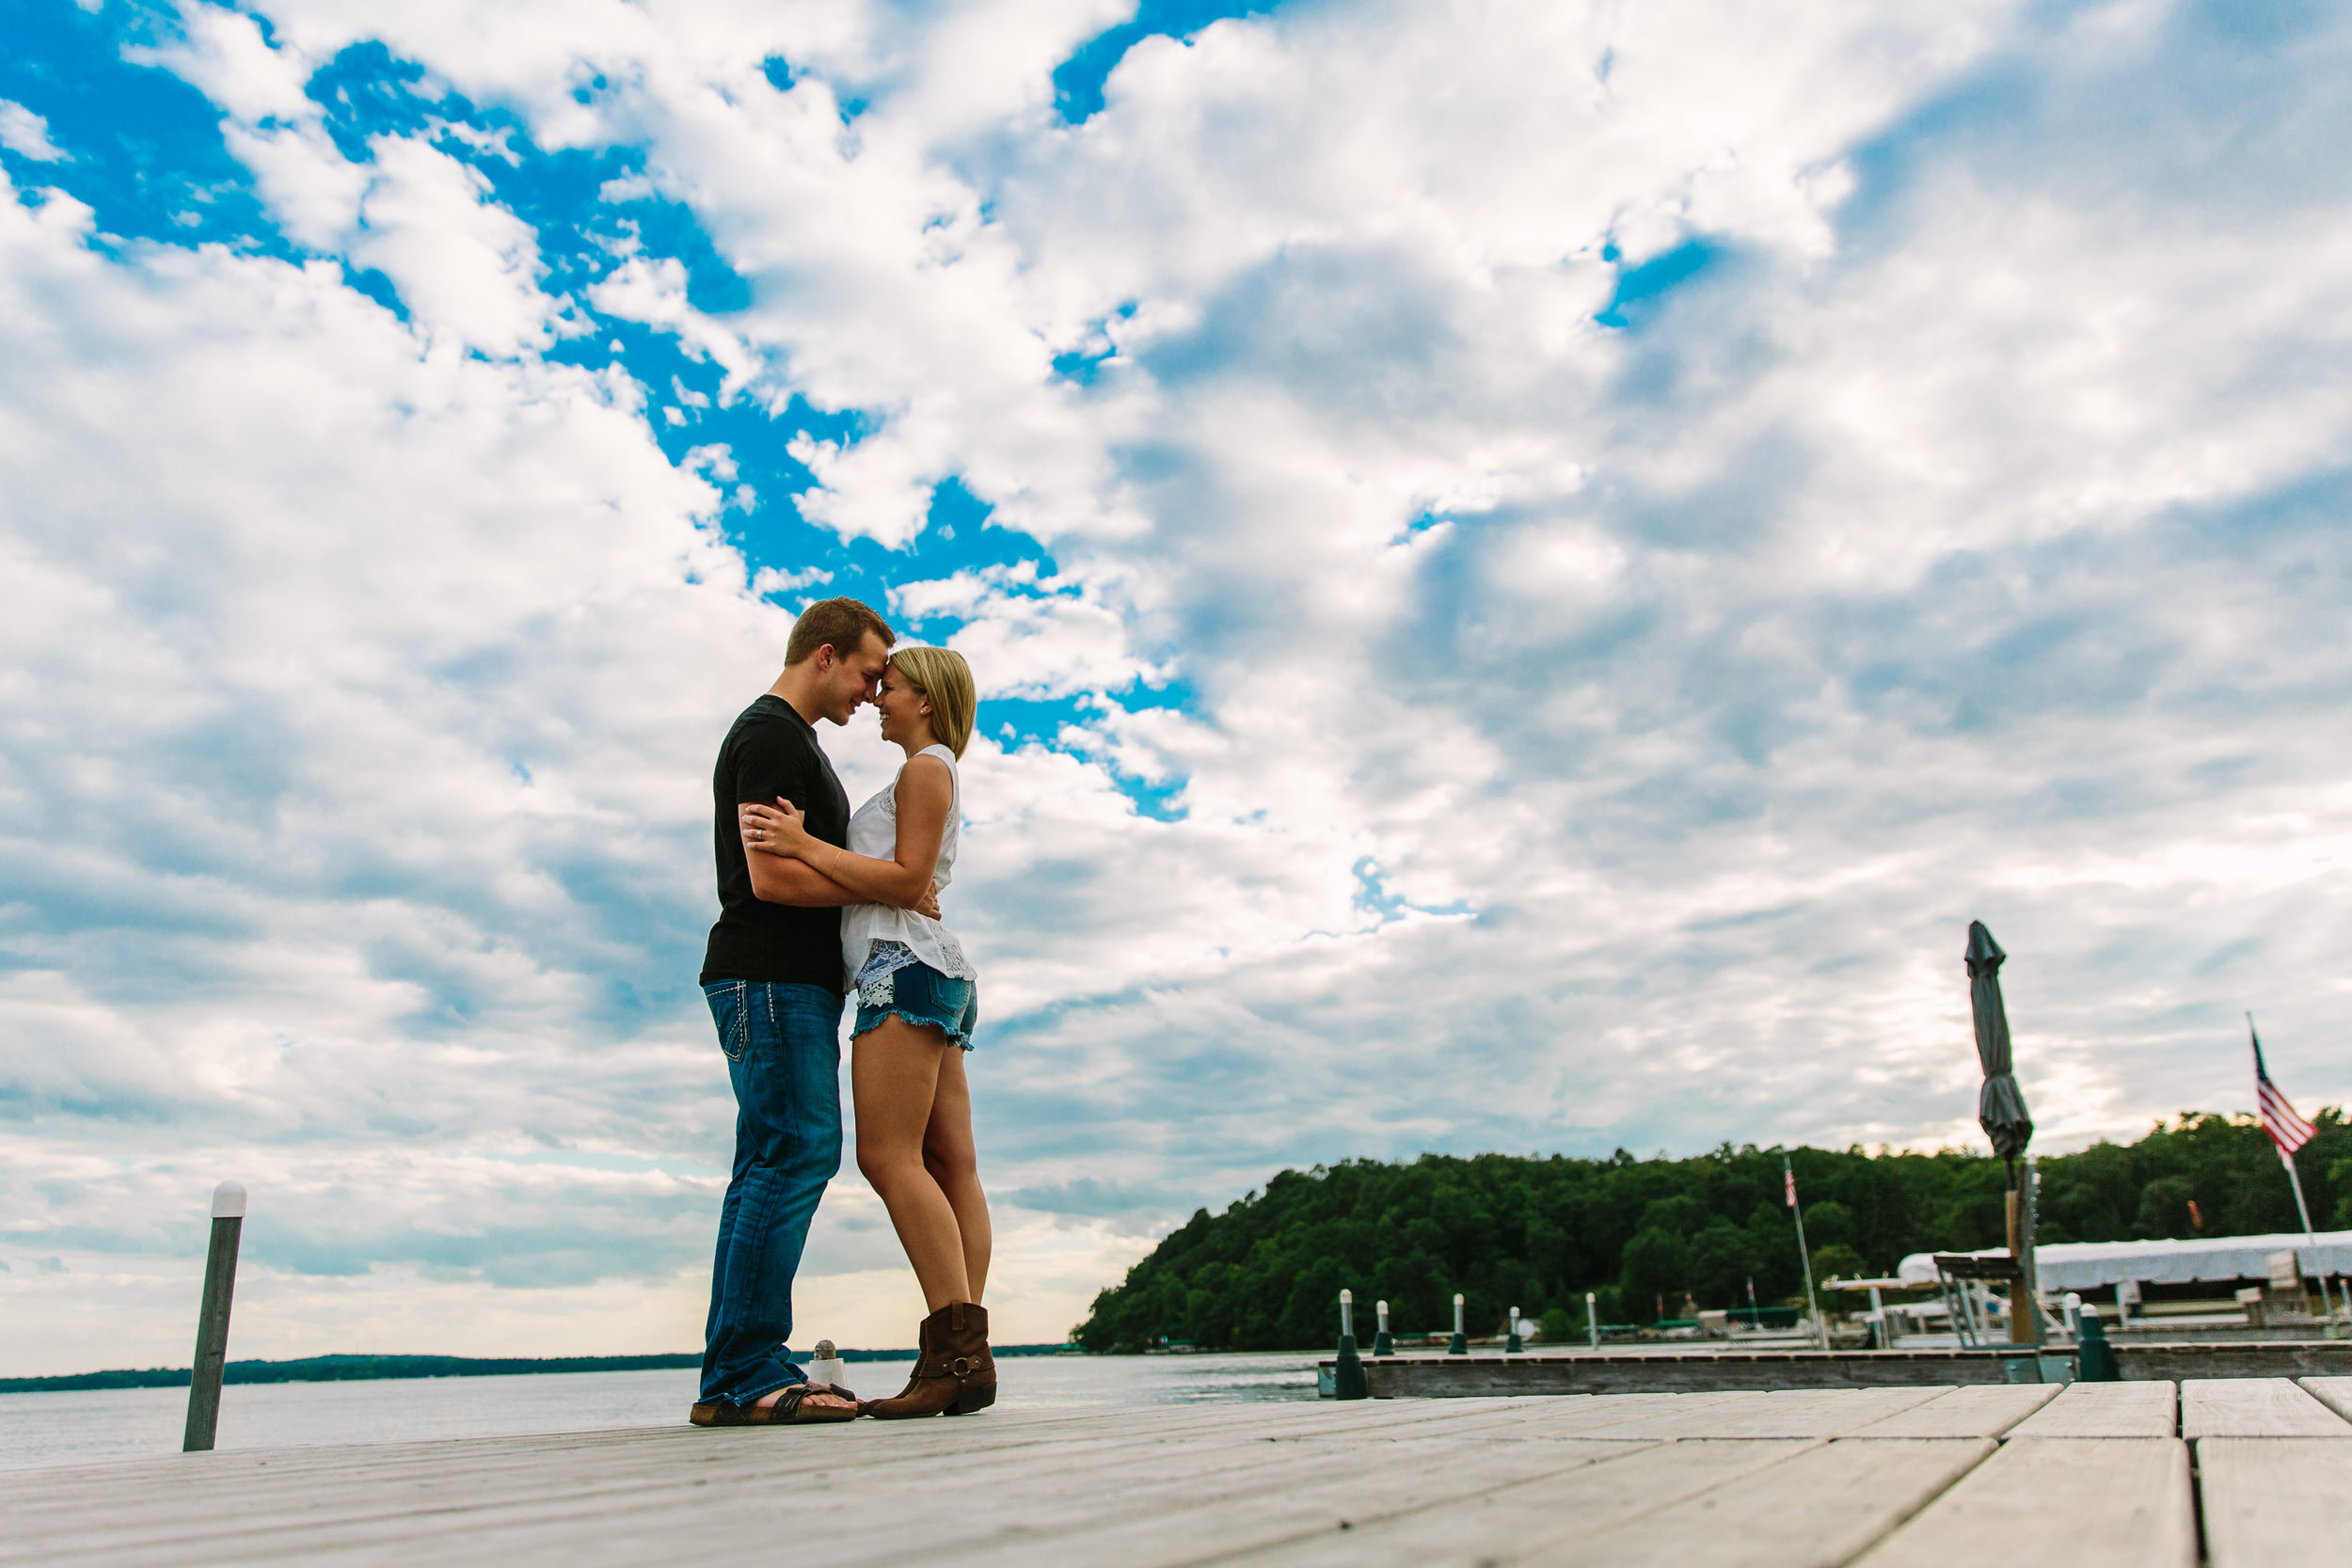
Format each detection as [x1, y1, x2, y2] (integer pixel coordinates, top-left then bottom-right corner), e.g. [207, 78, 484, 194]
[889, 645, 977, 758]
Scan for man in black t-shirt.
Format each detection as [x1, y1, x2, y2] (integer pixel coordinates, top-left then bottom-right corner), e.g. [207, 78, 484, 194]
[691, 596, 907, 1426]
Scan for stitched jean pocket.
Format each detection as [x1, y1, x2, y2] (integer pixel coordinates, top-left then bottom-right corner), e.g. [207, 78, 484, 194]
[705, 981, 749, 1063]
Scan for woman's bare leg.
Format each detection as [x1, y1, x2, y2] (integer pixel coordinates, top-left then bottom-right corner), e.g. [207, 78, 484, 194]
[853, 1015, 969, 1311]
[924, 1045, 991, 1302]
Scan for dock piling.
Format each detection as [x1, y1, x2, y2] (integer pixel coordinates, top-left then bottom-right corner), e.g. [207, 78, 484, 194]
[1446, 1291, 1467, 1355]
[1331, 1290, 1367, 1399]
[2073, 1306, 2120, 1382]
[1372, 1299, 1393, 1356]
[183, 1180, 246, 1453]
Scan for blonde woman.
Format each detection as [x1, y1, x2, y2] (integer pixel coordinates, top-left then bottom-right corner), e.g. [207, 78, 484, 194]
[739, 645, 993, 1418]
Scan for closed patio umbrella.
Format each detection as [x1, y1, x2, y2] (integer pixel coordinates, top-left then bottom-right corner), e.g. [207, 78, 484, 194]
[1966, 921, 2033, 1175]
[1967, 920, 2040, 1346]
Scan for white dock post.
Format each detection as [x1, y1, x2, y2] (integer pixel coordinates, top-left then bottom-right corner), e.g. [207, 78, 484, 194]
[1587, 1291, 1598, 1349]
[183, 1180, 246, 1453]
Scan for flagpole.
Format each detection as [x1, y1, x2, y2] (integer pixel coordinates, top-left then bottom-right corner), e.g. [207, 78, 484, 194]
[2280, 1147, 2318, 1242]
[2249, 1012, 2338, 1320]
[1786, 1155, 1825, 1350]
[2277, 1148, 2340, 1323]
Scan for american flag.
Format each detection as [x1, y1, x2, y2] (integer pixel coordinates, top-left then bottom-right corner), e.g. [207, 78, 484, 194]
[2251, 1022, 2317, 1155]
[1784, 1161, 1798, 1209]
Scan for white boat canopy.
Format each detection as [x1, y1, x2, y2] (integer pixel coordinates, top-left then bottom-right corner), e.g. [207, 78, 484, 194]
[1898, 1229, 2352, 1290]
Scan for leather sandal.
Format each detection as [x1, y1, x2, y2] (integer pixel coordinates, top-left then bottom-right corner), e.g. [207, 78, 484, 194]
[863, 1303, 995, 1419]
[690, 1382, 861, 1426]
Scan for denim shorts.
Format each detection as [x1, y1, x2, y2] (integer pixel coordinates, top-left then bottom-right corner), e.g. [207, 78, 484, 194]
[853, 956, 979, 1051]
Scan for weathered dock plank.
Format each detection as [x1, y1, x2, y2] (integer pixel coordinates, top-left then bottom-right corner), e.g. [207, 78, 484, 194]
[1521, 1438, 1994, 1567]
[1850, 1439, 2193, 1568]
[0, 1396, 1548, 1544]
[0, 1405, 1605, 1567]
[2114, 1339, 2352, 1381]
[1208, 1438, 1816, 1568]
[1359, 1350, 2031, 1398]
[1355, 1338, 2352, 1399]
[2180, 1377, 2352, 1438]
[1840, 1384, 2059, 1438]
[937, 1433, 1664, 1568]
[2300, 1375, 2352, 1423]
[2, 1381, 2344, 1567]
[2006, 1381, 2176, 1438]
[1561, 1386, 1947, 1440]
[2198, 1438, 2352, 1566]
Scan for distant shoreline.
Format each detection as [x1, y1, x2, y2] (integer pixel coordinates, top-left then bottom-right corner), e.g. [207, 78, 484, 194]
[2, 1345, 1083, 1395]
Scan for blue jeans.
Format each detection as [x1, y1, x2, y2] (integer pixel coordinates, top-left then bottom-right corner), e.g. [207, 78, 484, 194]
[699, 980, 843, 1406]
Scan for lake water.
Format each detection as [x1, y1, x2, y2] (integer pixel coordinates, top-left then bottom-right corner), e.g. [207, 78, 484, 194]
[0, 1352, 1322, 1472]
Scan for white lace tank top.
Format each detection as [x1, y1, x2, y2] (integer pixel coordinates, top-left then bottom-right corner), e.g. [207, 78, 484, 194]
[839, 743, 975, 989]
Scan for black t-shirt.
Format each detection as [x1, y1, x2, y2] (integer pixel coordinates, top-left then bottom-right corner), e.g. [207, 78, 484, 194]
[698, 695, 851, 990]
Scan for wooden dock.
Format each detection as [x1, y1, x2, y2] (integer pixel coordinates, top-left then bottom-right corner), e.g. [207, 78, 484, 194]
[1347, 1339, 2352, 1397]
[5, 1378, 2348, 1565]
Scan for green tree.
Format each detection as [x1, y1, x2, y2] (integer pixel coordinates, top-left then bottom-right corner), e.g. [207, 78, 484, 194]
[1685, 1219, 1764, 1307]
[1069, 1114, 2347, 1351]
[1638, 1195, 1707, 1238]
[1810, 1243, 1869, 1283]
[1620, 1227, 1687, 1319]
[2134, 1176, 2198, 1241]
[1802, 1201, 1857, 1256]
[1588, 1283, 1629, 1325]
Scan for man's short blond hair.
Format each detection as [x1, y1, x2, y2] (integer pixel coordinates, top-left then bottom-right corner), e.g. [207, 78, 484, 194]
[786, 597, 896, 667]
[889, 646, 977, 759]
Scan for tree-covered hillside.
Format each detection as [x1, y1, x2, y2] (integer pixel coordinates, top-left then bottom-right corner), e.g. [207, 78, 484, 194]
[1073, 1111, 2349, 1352]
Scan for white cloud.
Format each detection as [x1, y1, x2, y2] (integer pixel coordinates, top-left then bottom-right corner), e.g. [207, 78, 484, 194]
[343, 134, 564, 354]
[128, 4, 320, 125]
[586, 255, 757, 396]
[0, 101, 69, 164]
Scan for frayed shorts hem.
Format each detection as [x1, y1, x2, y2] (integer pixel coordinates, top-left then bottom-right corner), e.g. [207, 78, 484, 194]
[853, 1005, 977, 1052]
[850, 958, 978, 1052]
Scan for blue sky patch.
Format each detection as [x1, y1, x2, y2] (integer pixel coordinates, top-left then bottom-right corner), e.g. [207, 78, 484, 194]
[1051, 0, 1284, 124]
[0, 0, 294, 256]
[249, 37, 1167, 763]
[1350, 856, 1475, 925]
[0, 7, 1193, 793]
[1593, 240, 1717, 329]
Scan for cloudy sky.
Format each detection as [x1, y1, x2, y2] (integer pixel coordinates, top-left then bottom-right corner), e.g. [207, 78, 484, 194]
[4, 0, 2349, 1371]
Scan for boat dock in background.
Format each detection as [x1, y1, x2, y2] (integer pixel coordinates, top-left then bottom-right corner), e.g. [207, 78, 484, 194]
[5, 1379, 2348, 1565]
[1330, 1340, 2352, 1398]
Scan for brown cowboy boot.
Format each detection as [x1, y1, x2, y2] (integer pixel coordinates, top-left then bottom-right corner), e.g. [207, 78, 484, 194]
[863, 1302, 995, 1418]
